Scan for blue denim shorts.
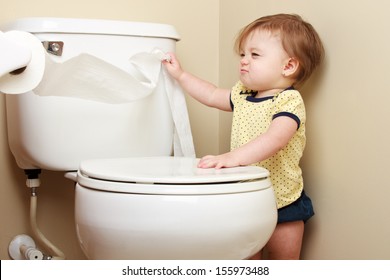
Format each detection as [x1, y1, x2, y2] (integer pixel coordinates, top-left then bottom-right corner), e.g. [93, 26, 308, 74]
[277, 191, 314, 223]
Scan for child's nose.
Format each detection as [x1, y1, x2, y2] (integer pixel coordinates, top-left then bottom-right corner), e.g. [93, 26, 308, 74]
[240, 56, 249, 65]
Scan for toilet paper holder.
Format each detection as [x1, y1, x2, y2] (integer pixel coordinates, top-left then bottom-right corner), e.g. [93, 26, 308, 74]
[42, 41, 63, 56]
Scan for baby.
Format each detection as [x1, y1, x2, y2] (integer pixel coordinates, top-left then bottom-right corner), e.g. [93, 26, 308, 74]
[163, 13, 324, 259]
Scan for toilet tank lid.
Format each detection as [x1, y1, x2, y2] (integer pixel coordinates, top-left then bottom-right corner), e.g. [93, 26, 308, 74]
[1, 17, 180, 40]
[78, 157, 270, 185]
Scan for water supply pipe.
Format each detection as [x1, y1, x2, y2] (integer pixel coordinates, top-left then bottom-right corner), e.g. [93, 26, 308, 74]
[25, 170, 65, 260]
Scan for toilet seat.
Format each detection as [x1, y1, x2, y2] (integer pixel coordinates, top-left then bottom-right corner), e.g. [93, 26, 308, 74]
[77, 157, 271, 195]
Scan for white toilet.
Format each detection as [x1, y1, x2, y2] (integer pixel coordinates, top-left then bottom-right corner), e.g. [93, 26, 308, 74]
[3, 18, 277, 259]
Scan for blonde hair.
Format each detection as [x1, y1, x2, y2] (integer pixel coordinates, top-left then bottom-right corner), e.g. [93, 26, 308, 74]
[235, 14, 325, 87]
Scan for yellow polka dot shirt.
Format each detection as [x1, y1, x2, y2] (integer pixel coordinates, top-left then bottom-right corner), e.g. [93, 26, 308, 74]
[230, 81, 306, 209]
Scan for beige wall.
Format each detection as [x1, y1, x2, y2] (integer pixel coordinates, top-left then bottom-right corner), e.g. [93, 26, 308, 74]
[1, 0, 390, 260]
[220, 0, 390, 259]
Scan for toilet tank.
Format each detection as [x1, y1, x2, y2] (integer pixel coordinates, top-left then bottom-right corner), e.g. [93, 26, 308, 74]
[3, 18, 179, 171]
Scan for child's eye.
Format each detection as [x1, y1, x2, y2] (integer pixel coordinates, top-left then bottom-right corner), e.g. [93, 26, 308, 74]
[251, 53, 260, 57]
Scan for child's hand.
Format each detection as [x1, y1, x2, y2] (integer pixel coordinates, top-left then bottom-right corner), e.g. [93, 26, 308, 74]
[162, 52, 184, 81]
[197, 153, 241, 169]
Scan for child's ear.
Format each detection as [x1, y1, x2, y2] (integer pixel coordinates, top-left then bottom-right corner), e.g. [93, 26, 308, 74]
[282, 57, 300, 77]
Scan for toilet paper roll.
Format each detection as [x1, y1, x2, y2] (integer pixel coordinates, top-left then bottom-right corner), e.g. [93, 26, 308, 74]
[0, 30, 45, 94]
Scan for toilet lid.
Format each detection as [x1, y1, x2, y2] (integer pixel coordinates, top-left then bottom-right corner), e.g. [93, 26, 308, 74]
[77, 157, 271, 195]
[1, 18, 180, 40]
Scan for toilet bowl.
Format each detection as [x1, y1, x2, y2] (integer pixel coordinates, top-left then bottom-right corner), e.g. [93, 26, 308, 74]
[2, 18, 277, 259]
[74, 157, 276, 259]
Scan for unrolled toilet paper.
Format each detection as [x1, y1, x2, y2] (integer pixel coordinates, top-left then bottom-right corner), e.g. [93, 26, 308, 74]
[36, 50, 195, 157]
[130, 49, 196, 157]
[34, 52, 159, 103]
[0, 30, 195, 157]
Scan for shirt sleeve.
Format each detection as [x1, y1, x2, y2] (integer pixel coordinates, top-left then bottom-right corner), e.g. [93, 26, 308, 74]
[272, 90, 306, 129]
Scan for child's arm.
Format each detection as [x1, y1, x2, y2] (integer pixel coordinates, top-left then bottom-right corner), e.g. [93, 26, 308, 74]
[163, 53, 232, 111]
[198, 116, 298, 169]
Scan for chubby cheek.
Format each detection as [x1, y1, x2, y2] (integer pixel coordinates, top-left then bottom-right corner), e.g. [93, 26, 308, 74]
[239, 76, 259, 90]
[239, 68, 263, 86]
[238, 72, 251, 85]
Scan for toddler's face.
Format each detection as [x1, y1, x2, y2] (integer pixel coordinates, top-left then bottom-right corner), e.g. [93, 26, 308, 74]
[239, 29, 290, 95]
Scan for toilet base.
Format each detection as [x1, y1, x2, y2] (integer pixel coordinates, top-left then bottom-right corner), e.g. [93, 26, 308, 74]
[75, 184, 277, 260]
